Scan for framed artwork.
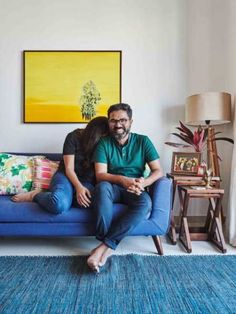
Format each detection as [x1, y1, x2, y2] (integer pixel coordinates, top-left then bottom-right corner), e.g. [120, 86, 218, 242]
[171, 152, 201, 176]
[23, 50, 122, 123]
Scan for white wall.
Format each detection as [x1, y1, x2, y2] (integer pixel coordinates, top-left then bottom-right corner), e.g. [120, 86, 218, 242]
[0, 0, 235, 215]
[186, 0, 235, 214]
[0, 0, 187, 177]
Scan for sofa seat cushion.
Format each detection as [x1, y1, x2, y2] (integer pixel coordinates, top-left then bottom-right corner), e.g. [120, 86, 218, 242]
[0, 196, 131, 223]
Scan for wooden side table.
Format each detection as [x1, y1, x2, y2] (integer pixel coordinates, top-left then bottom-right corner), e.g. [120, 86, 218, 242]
[178, 185, 226, 253]
[166, 173, 205, 244]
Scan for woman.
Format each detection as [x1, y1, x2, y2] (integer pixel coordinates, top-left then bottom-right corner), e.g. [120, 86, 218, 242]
[12, 116, 109, 214]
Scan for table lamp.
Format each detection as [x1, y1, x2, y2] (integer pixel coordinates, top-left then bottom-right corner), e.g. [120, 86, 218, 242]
[185, 92, 232, 178]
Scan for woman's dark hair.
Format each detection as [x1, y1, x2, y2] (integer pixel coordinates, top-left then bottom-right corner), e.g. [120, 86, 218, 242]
[107, 103, 132, 119]
[78, 116, 109, 169]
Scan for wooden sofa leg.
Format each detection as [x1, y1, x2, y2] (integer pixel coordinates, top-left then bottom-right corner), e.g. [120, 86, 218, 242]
[152, 236, 164, 255]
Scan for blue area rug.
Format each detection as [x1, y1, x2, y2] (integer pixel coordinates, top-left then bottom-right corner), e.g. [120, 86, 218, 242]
[0, 255, 236, 314]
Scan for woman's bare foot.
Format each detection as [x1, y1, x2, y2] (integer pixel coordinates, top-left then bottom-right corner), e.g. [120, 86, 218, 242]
[87, 243, 111, 272]
[11, 190, 40, 202]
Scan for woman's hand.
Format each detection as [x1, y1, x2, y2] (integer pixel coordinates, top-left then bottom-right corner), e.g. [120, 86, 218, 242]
[76, 185, 92, 208]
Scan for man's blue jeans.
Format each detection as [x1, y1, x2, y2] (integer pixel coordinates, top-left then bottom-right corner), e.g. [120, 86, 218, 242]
[34, 171, 94, 214]
[94, 181, 152, 250]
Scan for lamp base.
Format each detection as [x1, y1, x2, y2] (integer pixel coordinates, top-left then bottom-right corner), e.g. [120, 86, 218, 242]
[207, 126, 220, 185]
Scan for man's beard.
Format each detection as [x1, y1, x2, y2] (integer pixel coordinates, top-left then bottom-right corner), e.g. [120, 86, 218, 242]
[110, 126, 131, 141]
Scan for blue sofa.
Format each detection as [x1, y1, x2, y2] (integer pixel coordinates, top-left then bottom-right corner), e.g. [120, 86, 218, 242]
[0, 153, 172, 255]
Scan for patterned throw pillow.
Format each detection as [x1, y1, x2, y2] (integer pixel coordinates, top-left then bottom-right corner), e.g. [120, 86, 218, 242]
[0, 153, 34, 195]
[32, 157, 59, 190]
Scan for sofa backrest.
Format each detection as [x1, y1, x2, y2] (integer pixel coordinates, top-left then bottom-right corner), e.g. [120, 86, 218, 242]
[5, 153, 62, 161]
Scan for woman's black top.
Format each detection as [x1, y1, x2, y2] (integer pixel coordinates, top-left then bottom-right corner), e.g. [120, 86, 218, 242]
[58, 129, 95, 184]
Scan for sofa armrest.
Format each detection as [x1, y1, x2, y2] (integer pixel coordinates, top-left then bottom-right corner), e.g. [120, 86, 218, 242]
[148, 176, 173, 234]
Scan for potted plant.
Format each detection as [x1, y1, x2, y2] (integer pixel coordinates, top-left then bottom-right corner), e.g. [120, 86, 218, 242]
[165, 121, 233, 153]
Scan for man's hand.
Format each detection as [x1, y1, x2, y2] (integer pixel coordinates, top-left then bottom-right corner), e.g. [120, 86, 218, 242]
[120, 177, 136, 190]
[76, 186, 92, 208]
[127, 177, 145, 195]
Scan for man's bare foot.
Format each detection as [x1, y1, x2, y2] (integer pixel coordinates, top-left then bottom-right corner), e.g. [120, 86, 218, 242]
[87, 243, 110, 272]
[99, 247, 113, 267]
[11, 190, 40, 202]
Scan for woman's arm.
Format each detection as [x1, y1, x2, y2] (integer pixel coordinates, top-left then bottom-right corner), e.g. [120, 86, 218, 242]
[63, 155, 91, 207]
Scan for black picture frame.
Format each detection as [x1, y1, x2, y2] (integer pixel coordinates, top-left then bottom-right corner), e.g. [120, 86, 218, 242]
[23, 50, 122, 123]
[171, 152, 202, 176]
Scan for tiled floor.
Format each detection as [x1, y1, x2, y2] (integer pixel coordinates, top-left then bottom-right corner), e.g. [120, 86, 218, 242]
[0, 236, 235, 256]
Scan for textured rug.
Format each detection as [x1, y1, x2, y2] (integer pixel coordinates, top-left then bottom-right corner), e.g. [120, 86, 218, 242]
[0, 255, 236, 314]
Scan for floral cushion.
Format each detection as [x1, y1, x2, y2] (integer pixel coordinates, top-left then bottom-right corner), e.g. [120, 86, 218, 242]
[32, 157, 59, 190]
[0, 154, 35, 195]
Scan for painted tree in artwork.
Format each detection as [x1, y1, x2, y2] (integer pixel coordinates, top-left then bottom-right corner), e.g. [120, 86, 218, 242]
[80, 80, 101, 120]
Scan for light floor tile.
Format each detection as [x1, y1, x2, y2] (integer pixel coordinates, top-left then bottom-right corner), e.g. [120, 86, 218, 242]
[0, 236, 235, 256]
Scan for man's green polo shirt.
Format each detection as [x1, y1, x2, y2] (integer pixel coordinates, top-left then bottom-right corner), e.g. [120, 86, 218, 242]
[94, 133, 160, 178]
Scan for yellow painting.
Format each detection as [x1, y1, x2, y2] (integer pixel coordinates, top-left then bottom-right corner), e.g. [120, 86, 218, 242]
[24, 51, 122, 123]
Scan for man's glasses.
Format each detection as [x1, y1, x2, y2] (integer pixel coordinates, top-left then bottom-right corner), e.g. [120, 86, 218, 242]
[108, 118, 129, 125]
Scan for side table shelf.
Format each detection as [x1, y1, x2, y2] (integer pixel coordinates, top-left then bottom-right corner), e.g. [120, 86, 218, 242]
[166, 173, 205, 245]
[178, 186, 226, 253]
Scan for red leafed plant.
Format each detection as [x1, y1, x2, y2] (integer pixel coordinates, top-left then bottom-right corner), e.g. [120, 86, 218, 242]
[165, 121, 234, 153]
[165, 121, 208, 152]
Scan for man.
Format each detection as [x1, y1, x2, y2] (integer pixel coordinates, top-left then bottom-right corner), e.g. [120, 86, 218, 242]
[87, 103, 163, 272]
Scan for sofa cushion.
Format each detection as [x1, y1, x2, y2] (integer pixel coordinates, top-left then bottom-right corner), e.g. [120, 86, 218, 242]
[0, 196, 131, 223]
[32, 157, 59, 190]
[0, 154, 35, 195]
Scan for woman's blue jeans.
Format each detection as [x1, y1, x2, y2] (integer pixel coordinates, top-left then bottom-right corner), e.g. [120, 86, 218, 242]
[93, 181, 152, 250]
[34, 171, 94, 214]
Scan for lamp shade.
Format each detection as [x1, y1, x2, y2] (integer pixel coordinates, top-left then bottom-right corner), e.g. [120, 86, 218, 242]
[185, 92, 231, 126]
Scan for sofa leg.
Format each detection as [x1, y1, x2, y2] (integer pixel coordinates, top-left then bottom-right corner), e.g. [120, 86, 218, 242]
[152, 236, 164, 255]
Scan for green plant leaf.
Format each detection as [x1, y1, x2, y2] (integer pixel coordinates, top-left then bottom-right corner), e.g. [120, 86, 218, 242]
[214, 137, 234, 144]
[171, 133, 193, 145]
[164, 142, 192, 148]
[203, 129, 208, 142]
[179, 133, 194, 143]
[179, 121, 194, 139]
[212, 131, 222, 136]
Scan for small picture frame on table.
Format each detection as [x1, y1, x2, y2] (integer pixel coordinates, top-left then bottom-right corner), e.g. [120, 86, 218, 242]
[171, 152, 201, 176]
